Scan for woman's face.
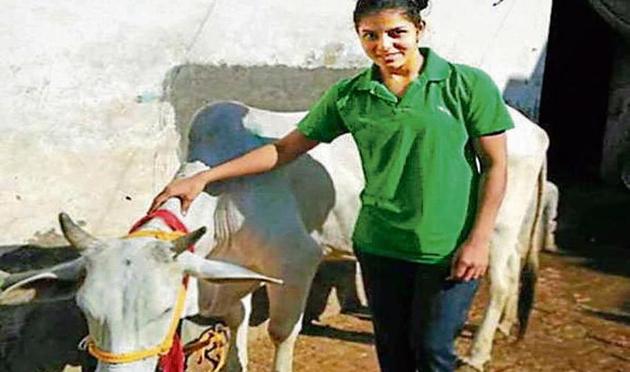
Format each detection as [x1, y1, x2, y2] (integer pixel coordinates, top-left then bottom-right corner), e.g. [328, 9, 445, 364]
[356, 9, 423, 72]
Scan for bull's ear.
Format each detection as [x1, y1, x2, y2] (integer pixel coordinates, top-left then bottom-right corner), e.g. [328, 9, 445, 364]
[176, 251, 282, 285]
[0, 257, 85, 306]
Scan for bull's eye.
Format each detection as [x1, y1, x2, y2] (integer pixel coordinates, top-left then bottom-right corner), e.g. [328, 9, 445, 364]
[161, 307, 173, 315]
[147, 307, 173, 324]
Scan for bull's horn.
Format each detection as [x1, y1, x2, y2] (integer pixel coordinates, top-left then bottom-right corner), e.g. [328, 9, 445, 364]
[0, 270, 9, 287]
[172, 227, 207, 257]
[58, 213, 100, 251]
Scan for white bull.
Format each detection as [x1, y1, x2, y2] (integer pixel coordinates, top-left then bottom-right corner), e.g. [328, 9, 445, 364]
[462, 108, 550, 371]
[1, 101, 552, 371]
[0, 208, 283, 372]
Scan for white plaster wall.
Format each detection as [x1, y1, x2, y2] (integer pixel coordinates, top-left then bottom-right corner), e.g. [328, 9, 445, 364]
[422, 0, 551, 118]
[0, 0, 551, 244]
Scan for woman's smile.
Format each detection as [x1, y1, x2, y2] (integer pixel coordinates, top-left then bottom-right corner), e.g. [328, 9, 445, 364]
[381, 52, 403, 63]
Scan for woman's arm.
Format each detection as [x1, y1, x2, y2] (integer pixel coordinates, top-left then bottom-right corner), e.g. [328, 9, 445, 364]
[148, 129, 319, 214]
[450, 132, 508, 281]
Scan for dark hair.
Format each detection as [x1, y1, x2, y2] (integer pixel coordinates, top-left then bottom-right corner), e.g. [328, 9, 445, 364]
[353, 0, 428, 28]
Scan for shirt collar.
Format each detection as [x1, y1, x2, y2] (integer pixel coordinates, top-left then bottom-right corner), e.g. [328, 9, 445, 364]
[356, 47, 450, 91]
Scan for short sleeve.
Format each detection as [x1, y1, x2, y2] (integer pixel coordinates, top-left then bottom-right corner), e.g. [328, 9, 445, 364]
[296, 82, 348, 143]
[464, 68, 514, 137]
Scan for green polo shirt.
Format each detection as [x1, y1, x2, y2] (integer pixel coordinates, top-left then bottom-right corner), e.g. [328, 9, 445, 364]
[297, 48, 514, 265]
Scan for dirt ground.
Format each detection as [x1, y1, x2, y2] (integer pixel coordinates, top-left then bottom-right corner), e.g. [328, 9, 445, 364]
[0, 182, 628, 372]
[247, 253, 629, 372]
[247, 182, 630, 372]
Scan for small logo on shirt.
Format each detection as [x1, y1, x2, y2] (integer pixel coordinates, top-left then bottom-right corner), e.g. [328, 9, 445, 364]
[437, 105, 452, 116]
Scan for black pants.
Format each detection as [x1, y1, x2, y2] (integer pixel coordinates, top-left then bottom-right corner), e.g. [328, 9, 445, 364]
[356, 250, 478, 372]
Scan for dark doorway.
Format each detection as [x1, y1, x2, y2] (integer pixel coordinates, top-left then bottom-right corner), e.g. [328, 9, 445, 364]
[539, 0, 616, 181]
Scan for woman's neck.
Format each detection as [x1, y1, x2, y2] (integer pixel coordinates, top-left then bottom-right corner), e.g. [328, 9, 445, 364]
[378, 50, 424, 97]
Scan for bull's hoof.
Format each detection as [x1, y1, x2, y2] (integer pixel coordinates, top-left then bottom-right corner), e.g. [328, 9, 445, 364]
[497, 322, 513, 337]
[543, 242, 561, 253]
[458, 356, 486, 372]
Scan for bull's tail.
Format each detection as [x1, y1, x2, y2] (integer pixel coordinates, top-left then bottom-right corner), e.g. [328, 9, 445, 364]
[517, 159, 546, 339]
[517, 254, 538, 339]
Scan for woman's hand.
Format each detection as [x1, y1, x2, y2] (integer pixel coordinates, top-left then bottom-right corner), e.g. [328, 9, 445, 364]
[449, 238, 490, 281]
[448, 132, 507, 282]
[148, 174, 207, 215]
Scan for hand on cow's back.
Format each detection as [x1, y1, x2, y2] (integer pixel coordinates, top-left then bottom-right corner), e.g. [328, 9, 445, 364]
[149, 174, 208, 214]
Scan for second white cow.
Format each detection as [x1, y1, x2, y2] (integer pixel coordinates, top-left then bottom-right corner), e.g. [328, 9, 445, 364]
[1, 101, 551, 372]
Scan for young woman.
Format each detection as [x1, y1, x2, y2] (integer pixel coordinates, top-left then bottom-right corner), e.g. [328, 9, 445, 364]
[150, 1, 513, 370]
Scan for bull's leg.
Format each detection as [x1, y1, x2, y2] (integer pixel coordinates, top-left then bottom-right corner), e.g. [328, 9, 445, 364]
[337, 260, 368, 312]
[197, 281, 258, 372]
[266, 265, 318, 372]
[354, 261, 368, 307]
[223, 294, 253, 372]
[270, 309, 304, 372]
[462, 236, 520, 371]
[498, 252, 521, 336]
[542, 181, 559, 253]
[266, 282, 310, 372]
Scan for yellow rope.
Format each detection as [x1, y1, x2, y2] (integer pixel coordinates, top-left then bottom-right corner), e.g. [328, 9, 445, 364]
[124, 230, 186, 241]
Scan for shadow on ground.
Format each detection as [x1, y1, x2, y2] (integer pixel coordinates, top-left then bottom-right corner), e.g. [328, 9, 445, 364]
[300, 323, 373, 345]
[551, 179, 630, 322]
